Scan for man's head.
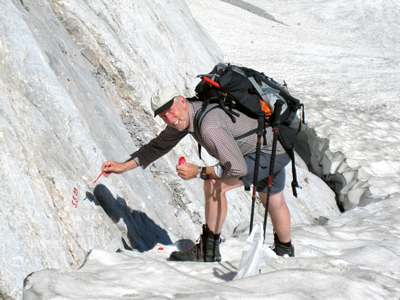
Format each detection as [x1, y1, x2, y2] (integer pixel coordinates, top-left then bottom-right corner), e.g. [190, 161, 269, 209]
[151, 86, 180, 117]
[151, 87, 189, 131]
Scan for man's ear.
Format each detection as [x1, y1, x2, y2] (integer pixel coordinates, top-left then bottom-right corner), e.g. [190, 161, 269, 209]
[179, 96, 187, 107]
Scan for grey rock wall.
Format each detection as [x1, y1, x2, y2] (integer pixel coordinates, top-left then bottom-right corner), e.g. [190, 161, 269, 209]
[0, 0, 339, 299]
[0, 0, 221, 298]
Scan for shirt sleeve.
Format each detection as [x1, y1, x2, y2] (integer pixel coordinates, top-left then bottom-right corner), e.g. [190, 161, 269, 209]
[130, 126, 188, 169]
[200, 126, 248, 179]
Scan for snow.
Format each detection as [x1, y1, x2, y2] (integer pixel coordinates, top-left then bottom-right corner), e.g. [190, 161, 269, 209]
[23, 0, 400, 299]
[25, 196, 400, 299]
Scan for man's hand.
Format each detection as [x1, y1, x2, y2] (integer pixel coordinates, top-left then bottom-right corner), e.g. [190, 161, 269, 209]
[101, 159, 138, 177]
[101, 161, 124, 177]
[176, 162, 198, 180]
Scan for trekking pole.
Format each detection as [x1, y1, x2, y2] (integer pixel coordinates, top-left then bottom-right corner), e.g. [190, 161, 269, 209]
[262, 100, 284, 242]
[249, 111, 265, 234]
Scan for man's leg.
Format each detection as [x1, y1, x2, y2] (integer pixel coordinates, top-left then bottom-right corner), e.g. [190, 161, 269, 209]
[169, 177, 243, 262]
[204, 178, 244, 234]
[259, 191, 294, 256]
[259, 191, 291, 242]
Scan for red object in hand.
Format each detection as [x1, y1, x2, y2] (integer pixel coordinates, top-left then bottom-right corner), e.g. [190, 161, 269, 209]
[179, 156, 186, 165]
[94, 162, 111, 183]
[93, 171, 104, 183]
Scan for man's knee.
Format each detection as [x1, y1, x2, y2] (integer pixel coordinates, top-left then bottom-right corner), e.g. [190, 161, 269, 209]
[270, 192, 285, 210]
[204, 179, 223, 195]
[204, 178, 243, 196]
[260, 191, 285, 211]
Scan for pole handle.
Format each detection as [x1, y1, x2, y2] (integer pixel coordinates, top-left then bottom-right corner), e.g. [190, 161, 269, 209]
[256, 111, 265, 136]
[272, 100, 284, 126]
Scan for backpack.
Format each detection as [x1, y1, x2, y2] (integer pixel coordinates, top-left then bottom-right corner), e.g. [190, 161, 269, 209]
[194, 63, 305, 197]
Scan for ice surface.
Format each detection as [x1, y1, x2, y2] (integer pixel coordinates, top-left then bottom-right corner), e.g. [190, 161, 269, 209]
[24, 196, 400, 299]
[23, 0, 400, 299]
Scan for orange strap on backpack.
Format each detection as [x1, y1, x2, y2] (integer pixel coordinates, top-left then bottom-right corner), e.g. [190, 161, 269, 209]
[259, 98, 272, 118]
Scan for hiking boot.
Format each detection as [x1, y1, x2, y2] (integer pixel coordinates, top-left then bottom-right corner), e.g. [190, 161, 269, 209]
[272, 233, 295, 257]
[169, 225, 221, 262]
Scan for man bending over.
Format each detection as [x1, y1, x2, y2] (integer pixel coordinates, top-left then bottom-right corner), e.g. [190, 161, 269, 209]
[102, 87, 294, 262]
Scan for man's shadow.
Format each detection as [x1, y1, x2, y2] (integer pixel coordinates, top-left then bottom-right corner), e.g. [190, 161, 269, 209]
[87, 184, 172, 252]
[87, 184, 239, 281]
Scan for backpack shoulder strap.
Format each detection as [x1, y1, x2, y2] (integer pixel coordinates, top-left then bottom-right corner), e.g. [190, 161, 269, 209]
[195, 102, 221, 131]
[194, 102, 221, 160]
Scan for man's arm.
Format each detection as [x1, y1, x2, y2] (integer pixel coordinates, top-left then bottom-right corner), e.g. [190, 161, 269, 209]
[101, 125, 187, 176]
[175, 124, 246, 181]
[130, 126, 187, 170]
[102, 157, 138, 177]
[201, 126, 248, 179]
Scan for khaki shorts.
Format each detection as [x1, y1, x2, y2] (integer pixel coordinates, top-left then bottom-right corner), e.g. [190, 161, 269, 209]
[240, 152, 290, 194]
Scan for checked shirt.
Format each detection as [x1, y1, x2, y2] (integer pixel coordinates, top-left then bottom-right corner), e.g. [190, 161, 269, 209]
[130, 99, 285, 179]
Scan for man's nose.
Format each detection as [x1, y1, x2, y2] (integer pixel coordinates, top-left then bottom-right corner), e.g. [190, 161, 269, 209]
[164, 112, 174, 123]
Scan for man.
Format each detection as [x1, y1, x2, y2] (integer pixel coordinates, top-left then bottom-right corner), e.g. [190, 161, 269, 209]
[101, 86, 294, 262]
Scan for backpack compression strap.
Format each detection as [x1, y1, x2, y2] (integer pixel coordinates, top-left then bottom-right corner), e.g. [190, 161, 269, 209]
[286, 149, 299, 197]
[277, 125, 301, 197]
[248, 76, 274, 113]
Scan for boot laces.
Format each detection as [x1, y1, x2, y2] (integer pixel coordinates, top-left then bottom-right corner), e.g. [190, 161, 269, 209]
[180, 235, 203, 259]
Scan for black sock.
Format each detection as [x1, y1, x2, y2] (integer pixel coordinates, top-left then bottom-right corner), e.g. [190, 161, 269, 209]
[204, 224, 220, 240]
[275, 233, 291, 246]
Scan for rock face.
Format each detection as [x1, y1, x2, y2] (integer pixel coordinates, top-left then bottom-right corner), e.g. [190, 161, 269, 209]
[0, 1, 339, 299]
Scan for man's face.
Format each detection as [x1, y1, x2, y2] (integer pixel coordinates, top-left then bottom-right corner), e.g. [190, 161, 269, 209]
[158, 96, 189, 131]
